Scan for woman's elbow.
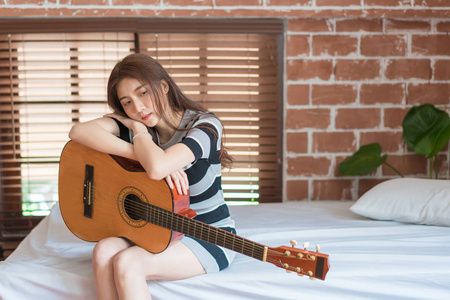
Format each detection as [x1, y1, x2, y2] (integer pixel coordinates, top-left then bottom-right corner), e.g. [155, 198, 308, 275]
[146, 167, 165, 181]
[68, 124, 83, 141]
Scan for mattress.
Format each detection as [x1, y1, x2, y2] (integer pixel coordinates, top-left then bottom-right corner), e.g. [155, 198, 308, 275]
[0, 201, 449, 300]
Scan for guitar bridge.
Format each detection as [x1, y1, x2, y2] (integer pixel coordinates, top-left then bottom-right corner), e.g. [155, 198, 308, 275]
[83, 164, 94, 218]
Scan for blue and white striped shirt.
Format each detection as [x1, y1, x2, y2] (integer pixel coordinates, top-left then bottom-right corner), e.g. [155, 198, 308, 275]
[156, 110, 235, 231]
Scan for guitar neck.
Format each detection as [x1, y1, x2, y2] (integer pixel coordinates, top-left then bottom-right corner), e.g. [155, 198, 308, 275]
[141, 202, 267, 262]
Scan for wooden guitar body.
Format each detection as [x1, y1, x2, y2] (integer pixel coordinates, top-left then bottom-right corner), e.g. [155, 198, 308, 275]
[58, 140, 193, 254]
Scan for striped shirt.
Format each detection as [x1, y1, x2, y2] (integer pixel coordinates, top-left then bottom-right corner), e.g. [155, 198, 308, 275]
[156, 110, 235, 232]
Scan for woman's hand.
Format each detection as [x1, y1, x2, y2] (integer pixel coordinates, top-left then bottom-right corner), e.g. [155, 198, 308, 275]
[165, 169, 189, 196]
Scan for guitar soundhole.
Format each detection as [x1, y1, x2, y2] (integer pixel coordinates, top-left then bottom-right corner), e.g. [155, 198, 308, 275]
[118, 187, 148, 228]
[124, 194, 144, 221]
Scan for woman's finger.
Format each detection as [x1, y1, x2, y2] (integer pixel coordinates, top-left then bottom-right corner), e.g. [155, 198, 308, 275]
[165, 174, 174, 189]
[171, 172, 182, 195]
[174, 170, 188, 196]
[179, 170, 189, 195]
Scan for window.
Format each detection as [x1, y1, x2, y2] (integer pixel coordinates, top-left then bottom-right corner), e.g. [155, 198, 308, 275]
[0, 19, 283, 242]
[5, 33, 134, 217]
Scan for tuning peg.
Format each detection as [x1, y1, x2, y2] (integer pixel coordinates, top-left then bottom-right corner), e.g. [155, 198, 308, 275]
[307, 271, 313, 277]
[303, 242, 310, 249]
[290, 240, 297, 247]
[316, 244, 320, 252]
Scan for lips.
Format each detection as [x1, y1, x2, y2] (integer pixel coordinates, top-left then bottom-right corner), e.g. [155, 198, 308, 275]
[141, 113, 151, 121]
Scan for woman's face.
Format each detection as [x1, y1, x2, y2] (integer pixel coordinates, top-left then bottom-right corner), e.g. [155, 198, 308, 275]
[116, 77, 168, 127]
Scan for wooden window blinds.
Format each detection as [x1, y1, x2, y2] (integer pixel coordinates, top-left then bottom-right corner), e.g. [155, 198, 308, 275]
[0, 19, 283, 242]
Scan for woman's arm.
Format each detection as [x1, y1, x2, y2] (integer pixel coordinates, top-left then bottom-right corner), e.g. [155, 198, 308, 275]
[69, 116, 191, 195]
[68, 117, 137, 160]
[130, 121, 195, 181]
[80, 114, 195, 182]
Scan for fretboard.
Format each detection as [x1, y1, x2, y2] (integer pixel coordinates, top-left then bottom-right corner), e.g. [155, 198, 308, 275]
[139, 201, 267, 261]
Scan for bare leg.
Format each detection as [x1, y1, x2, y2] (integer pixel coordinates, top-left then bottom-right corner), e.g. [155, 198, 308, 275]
[92, 237, 131, 300]
[113, 241, 205, 300]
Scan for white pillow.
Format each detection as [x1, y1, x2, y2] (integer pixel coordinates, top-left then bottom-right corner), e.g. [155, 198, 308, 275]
[350, 178, 450, 226]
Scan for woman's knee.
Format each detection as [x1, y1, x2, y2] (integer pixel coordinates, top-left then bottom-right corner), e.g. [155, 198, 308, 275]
[113, 247, 149, 284]
[93, 237, 129, 268]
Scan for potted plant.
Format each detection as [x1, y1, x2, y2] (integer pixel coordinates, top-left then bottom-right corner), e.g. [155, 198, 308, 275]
[339, 104, 450, 179]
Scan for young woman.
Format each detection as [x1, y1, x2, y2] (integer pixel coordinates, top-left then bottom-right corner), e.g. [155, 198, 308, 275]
[69, 53, 235, 300]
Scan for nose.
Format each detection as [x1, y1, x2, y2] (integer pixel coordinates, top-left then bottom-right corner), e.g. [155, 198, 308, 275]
[132, 98, 145, 114]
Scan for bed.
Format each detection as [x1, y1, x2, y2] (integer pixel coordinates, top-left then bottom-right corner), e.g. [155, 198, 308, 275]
[1, 178, 449, 300]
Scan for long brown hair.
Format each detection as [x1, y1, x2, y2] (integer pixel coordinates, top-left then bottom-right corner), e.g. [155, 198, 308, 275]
[107, 53, 233, 168]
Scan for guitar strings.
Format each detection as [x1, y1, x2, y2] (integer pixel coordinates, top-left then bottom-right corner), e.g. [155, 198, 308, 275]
[121, 198, 323, 264]
[135, 199, 265, 258]
[88, 188, 318, 269]
[86, 187, 316, 263]
[110, 196, 267, 259]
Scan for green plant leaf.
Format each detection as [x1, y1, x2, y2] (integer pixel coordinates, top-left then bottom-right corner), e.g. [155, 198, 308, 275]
[402, 104, 440, 149]
[412, 116, 450, 158]
[403, 104, 450, 158]
[339, 143, 387, 176]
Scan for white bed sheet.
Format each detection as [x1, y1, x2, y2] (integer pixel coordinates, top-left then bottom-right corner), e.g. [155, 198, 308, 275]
[1, 201, 449, 300]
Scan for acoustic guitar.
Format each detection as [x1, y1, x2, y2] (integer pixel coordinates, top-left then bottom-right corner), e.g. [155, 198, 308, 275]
[58, 141, 330, 280]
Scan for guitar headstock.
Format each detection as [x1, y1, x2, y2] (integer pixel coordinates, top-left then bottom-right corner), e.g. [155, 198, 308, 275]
[266, 240, 330, 280]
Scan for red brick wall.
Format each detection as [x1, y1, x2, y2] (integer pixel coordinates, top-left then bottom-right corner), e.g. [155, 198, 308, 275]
[285, 12, 450, 201]
[2, 1, 449, 201]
